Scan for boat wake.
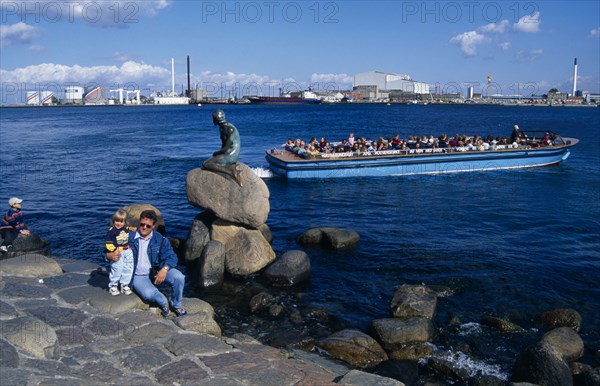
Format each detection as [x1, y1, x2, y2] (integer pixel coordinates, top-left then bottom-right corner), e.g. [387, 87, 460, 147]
[251, 166, 274, 178]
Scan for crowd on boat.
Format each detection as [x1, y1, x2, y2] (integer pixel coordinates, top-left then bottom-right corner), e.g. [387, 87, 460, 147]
[282, 126, 558, 158]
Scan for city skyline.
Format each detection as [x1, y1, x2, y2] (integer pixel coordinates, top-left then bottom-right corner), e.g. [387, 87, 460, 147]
[1, 0, 599, 103]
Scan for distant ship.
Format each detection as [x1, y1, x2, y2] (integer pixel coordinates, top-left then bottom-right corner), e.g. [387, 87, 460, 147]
[248, 90, 322, 105]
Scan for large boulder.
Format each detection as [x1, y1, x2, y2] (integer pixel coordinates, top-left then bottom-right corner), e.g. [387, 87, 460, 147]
[124, 204, 166, 235]
[298, 227, 360, 249]
[510, 342, 573, 386]
[223, 228, 275, 277]
[390, 285, 437, 320]
[263, 250, 310, 286]
[314, 329, 388, 369]
[0, 232, 50, 256]
[186, 165, 270, 228]
[198, 240, 225, 288]
[371, 317, 435, 351]
[184, 212, 213, 263]
[211, 219, 243, 245]
[0, 254, 62, 277]
[539, 327, 584, 362]
[536, 308, 582, 332]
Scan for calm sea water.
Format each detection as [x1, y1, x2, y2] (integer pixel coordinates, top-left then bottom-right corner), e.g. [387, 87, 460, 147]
[1, 104, 599, 377]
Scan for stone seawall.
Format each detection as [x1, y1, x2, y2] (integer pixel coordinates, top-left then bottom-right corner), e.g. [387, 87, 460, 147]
[0, 253, 404, 385]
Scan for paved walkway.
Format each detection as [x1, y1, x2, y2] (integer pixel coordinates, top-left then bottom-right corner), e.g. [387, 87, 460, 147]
[0, 254, 404, 385]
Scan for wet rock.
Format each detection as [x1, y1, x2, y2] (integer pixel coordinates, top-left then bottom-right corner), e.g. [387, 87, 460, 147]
[388, 343, 434, 361]
[539, 327, 584, 362]
[481, 316, 525, 333]
[428, 355, 470, 382]
[298, 227, 360, 250]
[0, 317, 57, 359]
[390, 285, 437, 320]
[313, 329, 388, 369]
[468, 374, 506, 386]
[124, 204, 166, 235]
[536, 308, 582, 332]
[510, 341, 573, 386]
[0, 254, 62, 277]
[186, 165, 270, 228]
[223, 228, 275, 277]
[264, 250, 311, 287]
[198, 240, 225, 288]
[250, 292, 274, 313]
[573, 366, 600, 386]
[338, 369, 406, 386]
[184, 212, 212, 263]
[371, 317, 435, 351]
[269, 304, 285, 317]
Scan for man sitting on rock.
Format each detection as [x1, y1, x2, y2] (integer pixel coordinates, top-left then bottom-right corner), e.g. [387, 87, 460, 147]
[107, 210, 186, 317]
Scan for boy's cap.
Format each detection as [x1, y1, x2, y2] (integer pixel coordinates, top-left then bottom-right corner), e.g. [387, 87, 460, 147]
[8, 197, 23, 206]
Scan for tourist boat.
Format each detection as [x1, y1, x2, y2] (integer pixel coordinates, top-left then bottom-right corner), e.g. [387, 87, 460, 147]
[265, 132, 579, 179]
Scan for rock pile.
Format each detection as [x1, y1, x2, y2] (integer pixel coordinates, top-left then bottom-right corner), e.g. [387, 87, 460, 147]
[186, 165, 276, 285]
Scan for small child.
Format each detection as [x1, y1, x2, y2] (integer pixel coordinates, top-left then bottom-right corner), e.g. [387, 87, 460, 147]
[1, 197, 30, 254]
[105, 209, 135, 296]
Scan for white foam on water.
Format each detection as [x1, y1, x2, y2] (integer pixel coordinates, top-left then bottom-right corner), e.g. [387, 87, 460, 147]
[252, 166, 274, 178]
[458, 322, 482, 336]
[431, 350, 508, 381]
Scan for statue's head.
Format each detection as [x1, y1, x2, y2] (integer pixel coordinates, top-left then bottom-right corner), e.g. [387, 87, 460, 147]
[212, 109, 226, 125]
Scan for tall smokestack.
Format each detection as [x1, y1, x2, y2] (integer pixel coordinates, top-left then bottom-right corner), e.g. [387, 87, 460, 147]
[171, 58, 175, 97]
[187, 56, 191, 98]
[572, 57, 578, 96]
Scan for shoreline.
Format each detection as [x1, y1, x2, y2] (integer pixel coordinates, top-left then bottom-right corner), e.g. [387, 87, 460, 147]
[0, 253, 407, 385]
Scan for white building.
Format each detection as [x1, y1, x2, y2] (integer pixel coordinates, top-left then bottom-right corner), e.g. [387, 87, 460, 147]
[63, 86, 84, 104]
[27, 91, 54, 105]
[354, 71, 429, 97]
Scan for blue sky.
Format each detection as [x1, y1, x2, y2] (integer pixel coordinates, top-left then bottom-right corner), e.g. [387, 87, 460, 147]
[1, 0, 599, 103]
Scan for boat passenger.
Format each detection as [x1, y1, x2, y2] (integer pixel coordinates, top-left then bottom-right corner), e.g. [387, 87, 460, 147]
[348, 133, 355, 146]
[367, 141, 377, 153]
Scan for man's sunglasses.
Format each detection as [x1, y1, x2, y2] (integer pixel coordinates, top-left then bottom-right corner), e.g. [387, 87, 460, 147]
[139, 223, 153, 229]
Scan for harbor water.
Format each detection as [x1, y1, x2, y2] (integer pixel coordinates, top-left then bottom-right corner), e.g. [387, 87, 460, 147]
[1, 104, 599, 380]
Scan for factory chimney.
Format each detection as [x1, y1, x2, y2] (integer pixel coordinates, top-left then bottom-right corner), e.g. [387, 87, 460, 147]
[171, 58, 175, 97]
[187, 56, 191, 98]
[572, 58, 578, 96]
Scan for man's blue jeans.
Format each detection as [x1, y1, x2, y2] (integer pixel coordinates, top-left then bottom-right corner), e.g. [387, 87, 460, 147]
[131, 268, 185, 309]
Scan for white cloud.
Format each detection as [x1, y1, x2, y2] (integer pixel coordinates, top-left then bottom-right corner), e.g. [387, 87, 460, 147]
[499, 42, 511, 51]
[515, 48, 543, 62]
[478, 20, 509, 34]
[0, 61, 170, 88]
[590, 27, 600, 38]
[0, 1, 171, 28]
[514, 11, 541, 33]
[450, 31, 490, 57]
[0, 22, 41, 47]
[310, 73, 353, 88]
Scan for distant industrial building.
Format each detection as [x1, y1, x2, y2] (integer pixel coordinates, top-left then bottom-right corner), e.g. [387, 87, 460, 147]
[84, 86, 105, 105]
[353, 71, 430, 100]
[27, 91, 54, 105]
[63, 86, 84, 104]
